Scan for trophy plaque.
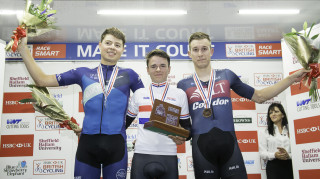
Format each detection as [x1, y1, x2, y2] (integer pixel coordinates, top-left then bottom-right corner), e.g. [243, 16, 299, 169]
[144, 99, 190, 138]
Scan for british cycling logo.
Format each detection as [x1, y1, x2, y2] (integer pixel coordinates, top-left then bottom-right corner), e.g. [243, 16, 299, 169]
[257, 113, 267, 127]
[33, 159, 65, 175]
[254, 73, 282, 86]
[35, 116, 62, 131]
[116, 169, 126, 179]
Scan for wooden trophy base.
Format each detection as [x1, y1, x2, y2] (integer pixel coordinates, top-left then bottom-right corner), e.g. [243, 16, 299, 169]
[144, 120, 190, 138]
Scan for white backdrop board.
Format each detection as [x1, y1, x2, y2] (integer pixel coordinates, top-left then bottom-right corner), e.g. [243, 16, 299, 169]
[1, 59, 285, 179]
[281, 24, 320, 179]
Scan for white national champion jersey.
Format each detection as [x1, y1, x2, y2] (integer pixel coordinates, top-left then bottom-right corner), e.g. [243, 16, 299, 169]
[127, 81, 190, 155]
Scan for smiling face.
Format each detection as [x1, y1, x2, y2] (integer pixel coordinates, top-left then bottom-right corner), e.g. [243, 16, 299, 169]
[147, 56, 171, 83]
[268, 106, 284, 125]
[99, 34, 124, 65]
[188, 38, 214, 69]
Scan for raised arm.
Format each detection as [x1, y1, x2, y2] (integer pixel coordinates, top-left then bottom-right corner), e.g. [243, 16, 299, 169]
[251, 69, 310, 103]
[17, 34, 59, 87]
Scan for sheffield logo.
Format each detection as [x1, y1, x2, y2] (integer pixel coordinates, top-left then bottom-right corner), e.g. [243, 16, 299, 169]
[302, 148, 320, 163]
[9, 76, 29, 88]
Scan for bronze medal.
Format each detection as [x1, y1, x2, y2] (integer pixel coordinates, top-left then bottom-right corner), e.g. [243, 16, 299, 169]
[203, 108, 212, 118]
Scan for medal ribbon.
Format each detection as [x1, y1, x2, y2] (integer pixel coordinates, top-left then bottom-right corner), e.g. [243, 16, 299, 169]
[97, 64, 119, 108]
[149, 81, 169, 106]
[193, 69, 216, 108]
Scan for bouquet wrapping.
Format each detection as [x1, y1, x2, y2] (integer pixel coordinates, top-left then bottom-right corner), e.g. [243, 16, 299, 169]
[20, 85, 79, 131]
[5, 0, 57, 52]
[284, 22, 320, 101]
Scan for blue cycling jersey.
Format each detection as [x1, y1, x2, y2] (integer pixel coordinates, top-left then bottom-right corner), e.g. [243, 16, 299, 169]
[56, 64, 144, 135]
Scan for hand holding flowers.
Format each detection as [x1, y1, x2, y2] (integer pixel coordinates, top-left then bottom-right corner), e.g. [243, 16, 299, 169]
[284, 21, 320, 101]
[5, 0, 57, 52]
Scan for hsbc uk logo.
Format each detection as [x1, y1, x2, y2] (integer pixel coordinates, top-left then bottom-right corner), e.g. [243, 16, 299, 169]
[296, 126, 320, 134]
[2, 143, 32, 149]
[237, 139, 257, 144]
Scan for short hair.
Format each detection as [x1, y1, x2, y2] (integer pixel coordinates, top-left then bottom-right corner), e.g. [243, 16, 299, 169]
[100, 27, 126, 46]
[266, 103, 289, 136]
[188, 32, 211, 48]
[146, 49, 170, 67]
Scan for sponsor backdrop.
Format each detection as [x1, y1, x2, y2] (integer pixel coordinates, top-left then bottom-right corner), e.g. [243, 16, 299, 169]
[281, 24, 320, 179]
[1, 41, 286, 179]
[0, 40, 5, 122]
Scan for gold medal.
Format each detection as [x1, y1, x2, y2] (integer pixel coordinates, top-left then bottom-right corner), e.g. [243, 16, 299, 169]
[203, 108, 212, 118]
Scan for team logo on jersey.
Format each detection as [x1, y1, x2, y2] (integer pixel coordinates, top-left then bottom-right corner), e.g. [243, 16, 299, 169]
[188, 81, 228, 103]
[193, 98, 230, 110]
[190, 88, 207, 100]
[116, 169, 126, 179]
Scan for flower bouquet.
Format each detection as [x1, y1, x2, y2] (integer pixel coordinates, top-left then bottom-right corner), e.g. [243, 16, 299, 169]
[5, 0, 57, 52]
[19, 85, 80, 131]
[284, 21, 320, 101]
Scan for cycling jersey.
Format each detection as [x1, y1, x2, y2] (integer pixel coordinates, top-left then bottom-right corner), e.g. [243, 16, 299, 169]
[177, 69, 254, 134]
[56, 64, 143, 135]
[57, 64, 143, 179]
[177, 69, 254, 179]
[127, 81, 190, 155]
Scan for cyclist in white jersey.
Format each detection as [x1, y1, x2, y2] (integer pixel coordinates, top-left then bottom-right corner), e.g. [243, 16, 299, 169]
[126, 49, 192, 179]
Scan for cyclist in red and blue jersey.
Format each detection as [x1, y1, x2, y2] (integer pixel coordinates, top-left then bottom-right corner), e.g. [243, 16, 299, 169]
[18, 27, 144, 179]
[177, 32, 309, 179]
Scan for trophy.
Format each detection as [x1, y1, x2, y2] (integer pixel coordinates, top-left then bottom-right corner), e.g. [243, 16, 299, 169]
[144, 99, 190, 138]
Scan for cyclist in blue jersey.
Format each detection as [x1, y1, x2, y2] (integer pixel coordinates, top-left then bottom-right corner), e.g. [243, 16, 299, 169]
[17, 27, 144, 179]
[177, 32, 309, 179]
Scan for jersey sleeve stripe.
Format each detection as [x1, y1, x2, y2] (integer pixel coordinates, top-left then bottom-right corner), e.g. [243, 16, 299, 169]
[180, 113, 190, 119]
[127, 110, 137, 117]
